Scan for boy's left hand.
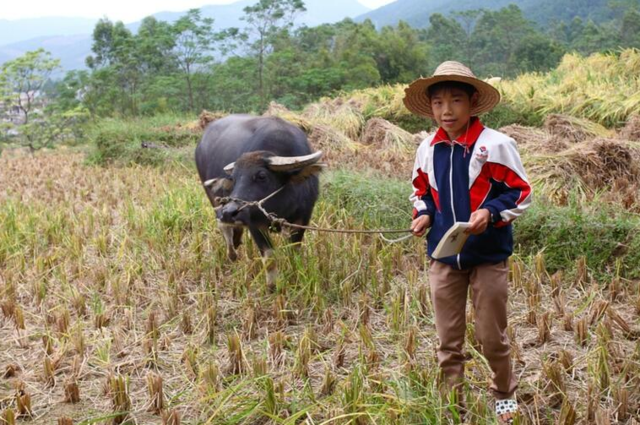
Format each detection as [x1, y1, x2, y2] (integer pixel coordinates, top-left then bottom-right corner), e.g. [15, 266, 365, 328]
[466, 208, 491, 235]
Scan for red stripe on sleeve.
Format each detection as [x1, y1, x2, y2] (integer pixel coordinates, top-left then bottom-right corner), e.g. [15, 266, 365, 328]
[487, 163, 531, 204]
[412, 168, 429, 198]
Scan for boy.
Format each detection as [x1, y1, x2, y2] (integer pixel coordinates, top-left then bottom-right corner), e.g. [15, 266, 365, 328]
[404, 61, 532, 424]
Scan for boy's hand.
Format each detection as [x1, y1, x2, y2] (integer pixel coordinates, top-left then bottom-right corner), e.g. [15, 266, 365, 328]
[411, 215, 431, 237]
[466, 208, 491, 235]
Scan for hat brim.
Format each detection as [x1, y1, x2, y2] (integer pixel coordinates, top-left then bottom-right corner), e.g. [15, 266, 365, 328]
[403, 75, 501, 118]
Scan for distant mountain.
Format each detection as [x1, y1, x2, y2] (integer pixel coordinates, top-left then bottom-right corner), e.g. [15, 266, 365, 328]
[0, 0, 370, 71]
[131, 0, 370, 33]
[0, 17, 98, 46]
[0, 35, 92, 72]
[356, 0, 618, 28]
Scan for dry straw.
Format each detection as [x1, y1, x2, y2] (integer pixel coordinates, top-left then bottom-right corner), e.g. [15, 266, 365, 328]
[500, 49, 640, 126]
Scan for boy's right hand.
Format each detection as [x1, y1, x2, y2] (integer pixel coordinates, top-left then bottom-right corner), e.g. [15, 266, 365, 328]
[411, 215, 431, 237]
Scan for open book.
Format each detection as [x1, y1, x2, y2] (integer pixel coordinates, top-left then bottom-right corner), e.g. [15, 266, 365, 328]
[431, 222, 471, 259]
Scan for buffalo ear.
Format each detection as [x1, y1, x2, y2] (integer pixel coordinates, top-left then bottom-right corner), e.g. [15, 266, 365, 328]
[203, 177, 234, 194]
[290, 163, 327, 183]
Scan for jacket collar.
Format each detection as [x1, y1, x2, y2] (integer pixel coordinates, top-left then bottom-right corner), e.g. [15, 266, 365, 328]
[431, 117, 484, 148]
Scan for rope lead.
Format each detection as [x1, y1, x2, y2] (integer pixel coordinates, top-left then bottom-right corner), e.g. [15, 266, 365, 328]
[210, 186, 415, 243]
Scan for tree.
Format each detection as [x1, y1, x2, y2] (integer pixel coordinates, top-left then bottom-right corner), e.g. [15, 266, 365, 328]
[136, 17, 177, 75]
[240, 0, 306, 108]
[424, 14, 467, 70]
[568, 17, 586, 45]
[572, 19, 619, 54]
[86, 19, 134, 69]
[18, 106, 90, 152]
[452, 9, 483, 64]
[0, 49, 87, 152]
[171, 9, 218, 112]
[50, 70, 90, 112]
[376, 21, 429, 84]
[332, 20, 382, 90]
[620, 8, 640, 47]
[86, 19, 142, 115]
[512, 33, 565, 73]
[471, 5, 536, 76]
[1, 49, 60, 125]
[608, 0, 640, 18]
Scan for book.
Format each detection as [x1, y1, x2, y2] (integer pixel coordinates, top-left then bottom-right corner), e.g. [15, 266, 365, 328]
[431, 222, 471, 259]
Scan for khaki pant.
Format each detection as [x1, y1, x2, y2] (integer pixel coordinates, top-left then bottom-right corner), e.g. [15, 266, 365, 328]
[429, 259, 517, 400]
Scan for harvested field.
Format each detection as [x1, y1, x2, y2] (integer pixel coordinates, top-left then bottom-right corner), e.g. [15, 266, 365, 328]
[0, 152, 639, 424]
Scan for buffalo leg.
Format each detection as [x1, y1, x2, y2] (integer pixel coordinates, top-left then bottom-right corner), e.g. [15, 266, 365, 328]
[233, 227, 244, 249]
[288, 216, 310, 251]
[249, 227, 277, 291]
[289, 228, 306, 249]
[220, 225, 238, 261]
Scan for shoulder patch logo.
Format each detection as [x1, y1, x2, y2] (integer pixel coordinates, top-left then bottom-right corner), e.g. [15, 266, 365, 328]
[476, 145, 489, 163]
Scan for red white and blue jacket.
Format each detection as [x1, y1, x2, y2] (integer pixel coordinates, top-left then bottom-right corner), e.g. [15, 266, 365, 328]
[410, 117, 532, 269]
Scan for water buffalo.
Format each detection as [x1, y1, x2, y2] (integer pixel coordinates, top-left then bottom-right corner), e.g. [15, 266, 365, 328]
[195, 114, 324, 289]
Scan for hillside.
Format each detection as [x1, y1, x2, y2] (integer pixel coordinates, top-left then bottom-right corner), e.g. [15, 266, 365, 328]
[357, 0, 618, 28]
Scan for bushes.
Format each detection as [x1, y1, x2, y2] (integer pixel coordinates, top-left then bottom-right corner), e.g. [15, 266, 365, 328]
[514, 196, 639, 277]
[87, 115, 200, 166]
[482, 103, 544, 129]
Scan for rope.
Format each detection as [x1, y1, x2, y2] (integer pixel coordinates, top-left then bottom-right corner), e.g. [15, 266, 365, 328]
[211, 186, 415, 243]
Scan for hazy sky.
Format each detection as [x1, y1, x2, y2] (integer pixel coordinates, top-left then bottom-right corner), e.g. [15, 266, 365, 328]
[1, 0, 395, 21]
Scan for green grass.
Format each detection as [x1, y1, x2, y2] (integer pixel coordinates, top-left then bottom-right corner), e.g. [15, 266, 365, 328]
[322, 169, 411, 231]
[514, 193, 640, 278]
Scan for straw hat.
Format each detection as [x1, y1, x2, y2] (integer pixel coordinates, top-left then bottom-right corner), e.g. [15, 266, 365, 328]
[403, 61, 501, 118]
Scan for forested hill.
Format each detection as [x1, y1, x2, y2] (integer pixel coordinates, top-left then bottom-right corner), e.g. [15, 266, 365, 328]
[357, 0, 623, 28]
[0, 0, 369, 70]
[0, 0, 369, 46]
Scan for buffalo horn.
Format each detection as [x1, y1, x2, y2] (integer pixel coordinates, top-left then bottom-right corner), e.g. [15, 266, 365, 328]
[223, 162, 235, 174]
[266, 151, 323, 172]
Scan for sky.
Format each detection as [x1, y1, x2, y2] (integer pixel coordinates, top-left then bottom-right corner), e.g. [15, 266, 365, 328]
[0, 0, 395, 21]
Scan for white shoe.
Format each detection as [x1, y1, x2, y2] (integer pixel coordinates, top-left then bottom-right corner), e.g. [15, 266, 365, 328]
[495, 398, 518, 424]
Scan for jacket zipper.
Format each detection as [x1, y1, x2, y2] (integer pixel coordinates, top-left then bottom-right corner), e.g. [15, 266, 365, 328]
[449, 145, 462, 270]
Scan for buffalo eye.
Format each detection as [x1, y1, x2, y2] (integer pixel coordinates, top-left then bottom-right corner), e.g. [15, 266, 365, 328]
[254, 170, 268, 182]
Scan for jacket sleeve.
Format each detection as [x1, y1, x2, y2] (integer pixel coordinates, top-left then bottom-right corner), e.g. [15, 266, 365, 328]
[409, 149, 437, 220]
[482, 139, 532, 227]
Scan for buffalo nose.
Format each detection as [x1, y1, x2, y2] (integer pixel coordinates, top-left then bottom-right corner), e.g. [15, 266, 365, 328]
[220, 203, 240, 222]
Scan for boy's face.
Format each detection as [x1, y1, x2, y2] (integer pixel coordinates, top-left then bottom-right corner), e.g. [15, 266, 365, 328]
[429, 87, 478, 141]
